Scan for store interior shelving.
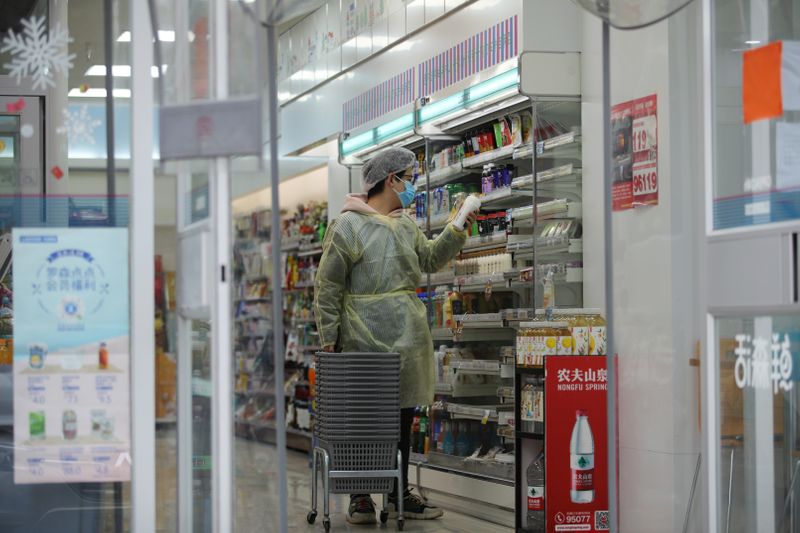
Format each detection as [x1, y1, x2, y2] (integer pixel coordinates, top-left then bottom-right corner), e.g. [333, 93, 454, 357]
[232, 202, 328, 453]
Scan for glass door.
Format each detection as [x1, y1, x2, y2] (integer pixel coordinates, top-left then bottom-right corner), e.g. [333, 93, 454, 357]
[709, 0, 800, 531]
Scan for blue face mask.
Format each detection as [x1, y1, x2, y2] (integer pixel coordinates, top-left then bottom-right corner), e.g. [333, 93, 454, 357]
[394, 179, 417, 209]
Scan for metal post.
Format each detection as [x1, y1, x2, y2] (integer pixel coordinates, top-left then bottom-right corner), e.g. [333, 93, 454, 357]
[210, 0, 234, 531]
[104, 0, 116, 227]
[601, 21, 619, 533]
[130, 0, 156, 531]
[266, 14, 289, 533]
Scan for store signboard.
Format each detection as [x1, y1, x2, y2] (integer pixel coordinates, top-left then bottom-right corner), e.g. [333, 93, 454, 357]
[545, 357, 610, 532]
[12, 228, 131, 484]
[611, 94, 658, 211]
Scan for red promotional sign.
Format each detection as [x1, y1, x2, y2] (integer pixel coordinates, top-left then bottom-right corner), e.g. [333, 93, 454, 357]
[545, 357, 610, 532]
[611, 94, 658, 211]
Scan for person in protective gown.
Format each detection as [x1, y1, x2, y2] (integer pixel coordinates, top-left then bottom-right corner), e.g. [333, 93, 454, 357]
[314, 147, 476, 525]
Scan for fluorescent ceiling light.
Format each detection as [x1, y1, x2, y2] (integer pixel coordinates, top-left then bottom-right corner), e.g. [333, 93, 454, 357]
[85, 64, 168, 78]
[467, 69, 518, 102]
[376, 114, 413, 140]
[342, 130, 375, 154]
[419, 92, 467, 122]
[745, 40, 761, 44]
[117, 30, 176, 42]
[68, 88, 132, 98]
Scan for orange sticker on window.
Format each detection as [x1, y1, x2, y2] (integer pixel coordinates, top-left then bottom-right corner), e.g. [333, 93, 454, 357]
[743, 41, 783, 124]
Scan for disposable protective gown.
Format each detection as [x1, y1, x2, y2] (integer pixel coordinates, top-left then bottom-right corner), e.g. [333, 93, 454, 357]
[314, 194, 466, 408]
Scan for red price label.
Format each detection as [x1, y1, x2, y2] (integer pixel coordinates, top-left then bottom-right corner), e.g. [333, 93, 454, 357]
[632, 115, 656, 153]
[632, 162, 658, 197]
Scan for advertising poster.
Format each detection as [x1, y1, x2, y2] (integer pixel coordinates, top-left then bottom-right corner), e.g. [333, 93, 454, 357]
[611, 94, 659, 211]
[12, 228, 130, 484]
[545, 357, 609, 531]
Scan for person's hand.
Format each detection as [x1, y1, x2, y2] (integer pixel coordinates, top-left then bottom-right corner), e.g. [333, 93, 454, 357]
[322, 345, 335, 353]
[464, 211, 478, 229]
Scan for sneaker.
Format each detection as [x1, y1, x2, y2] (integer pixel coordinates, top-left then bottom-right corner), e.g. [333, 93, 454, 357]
[388, 490, 444, 520]
[347, 495, 377, 525]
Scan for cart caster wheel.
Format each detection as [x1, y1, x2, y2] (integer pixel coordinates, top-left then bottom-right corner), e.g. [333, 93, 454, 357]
[306, 511, 317, 524]
[323, 517, 331, 532]
[397, 519, 405, 531]
[380, 511, 389, 524]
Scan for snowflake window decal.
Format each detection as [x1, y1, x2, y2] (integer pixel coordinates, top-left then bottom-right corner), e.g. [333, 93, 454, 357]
[58, 105, 102, 145]
[1, 16, 75, 91]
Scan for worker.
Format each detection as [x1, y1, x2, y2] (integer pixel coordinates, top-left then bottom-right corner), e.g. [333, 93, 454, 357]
[314, 147, 477, 524]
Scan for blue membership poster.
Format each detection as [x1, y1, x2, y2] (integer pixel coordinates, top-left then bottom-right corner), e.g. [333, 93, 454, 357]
[12, 228, 130, 484]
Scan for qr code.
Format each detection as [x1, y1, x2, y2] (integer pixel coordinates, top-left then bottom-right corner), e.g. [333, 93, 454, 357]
[595, 510, 610, 530]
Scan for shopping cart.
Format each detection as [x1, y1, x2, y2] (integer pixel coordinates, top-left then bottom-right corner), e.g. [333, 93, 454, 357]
[306, 352, 405, 531]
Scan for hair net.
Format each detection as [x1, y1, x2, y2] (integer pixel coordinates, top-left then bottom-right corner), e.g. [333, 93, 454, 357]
[361, 147, 416, 192]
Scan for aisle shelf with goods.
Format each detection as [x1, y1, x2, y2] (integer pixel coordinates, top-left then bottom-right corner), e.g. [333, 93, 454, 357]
[232, 202, 328, 450]
[338, 62, 589, 521]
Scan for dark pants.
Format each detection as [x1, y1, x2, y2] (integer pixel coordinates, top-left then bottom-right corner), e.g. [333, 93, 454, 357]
[352, 407, 414, 502]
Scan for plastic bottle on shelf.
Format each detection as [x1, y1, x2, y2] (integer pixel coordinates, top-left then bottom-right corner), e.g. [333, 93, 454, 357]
[418, 407, 429, 454]
[410, 408, 421, 453]
[570, 410, 595, 503]
[442, 420, 455, 455]
[526, 451, 545, 531]
[456, 421, 471, 457]
[587, 309, 607, 355]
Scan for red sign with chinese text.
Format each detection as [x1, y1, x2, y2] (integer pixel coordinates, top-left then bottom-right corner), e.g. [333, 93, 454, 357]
[611, 94, 659, 211]
[545, 357, 610, 532]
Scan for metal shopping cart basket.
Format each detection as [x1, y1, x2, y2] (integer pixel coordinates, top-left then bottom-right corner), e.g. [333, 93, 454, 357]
[306, 352, 405, 531]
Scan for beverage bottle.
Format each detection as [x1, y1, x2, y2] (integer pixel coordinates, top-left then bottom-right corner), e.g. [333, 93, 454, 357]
[526, 451, 545, 531]
[410, 408, 421, 453]
[570, 410, 595, 503]
[442, 420, 455, 455]
[456, 421, 471, 456]
[418, 407, 429, 454]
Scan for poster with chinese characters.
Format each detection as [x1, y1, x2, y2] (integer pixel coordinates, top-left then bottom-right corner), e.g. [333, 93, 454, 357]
[611, 94, 658, 211]
[12, 228, 130, 484]
[545, 357, 610, 532]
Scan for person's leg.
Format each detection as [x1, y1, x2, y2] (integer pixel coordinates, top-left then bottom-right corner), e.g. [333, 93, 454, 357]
[389, 408, 443, 520]
[391, 407, 415, 499]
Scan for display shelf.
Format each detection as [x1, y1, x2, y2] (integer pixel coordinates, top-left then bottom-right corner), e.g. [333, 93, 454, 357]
[420, 163, 474, 188]
[280, 242, 301, 252]
[516, 431, 545, 440]
[298, 345, 322, 353]
[497, 386, 514, 399]
[293, 280, 315, 289]
[497, 425, 515, 439]
[454, 272, 507, 290]
[512, 143, 535, 160]
[515, 365, 544, 375]
[450, 359, 501, 375]
[420, 270, 457, 288]
[462, 143, 518, 168]
[535, 238, 583, 259]
[497, 411, 515, 427]
[417, 213, 451, 232]
[297, 247, 323, 257]
[431, 327, 455, 341]
[446, 403, 499, 422]
[536, 132, 582, 162]
[480, 186, 533, 210]
[426, 451, 514, 483]
[454, 313, 505, 329]
[461, 233, 508, 253]
[451, 328, 516, 342]
[536, 177, 583, 201]
[435, 382, 501, 397]
[235, 298, 271, 305]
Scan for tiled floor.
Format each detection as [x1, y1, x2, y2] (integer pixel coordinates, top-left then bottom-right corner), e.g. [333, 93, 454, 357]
[157, 428, 512, 532]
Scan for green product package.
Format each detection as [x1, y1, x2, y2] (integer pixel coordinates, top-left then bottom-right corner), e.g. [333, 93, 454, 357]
[29, 411, 45, 439]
